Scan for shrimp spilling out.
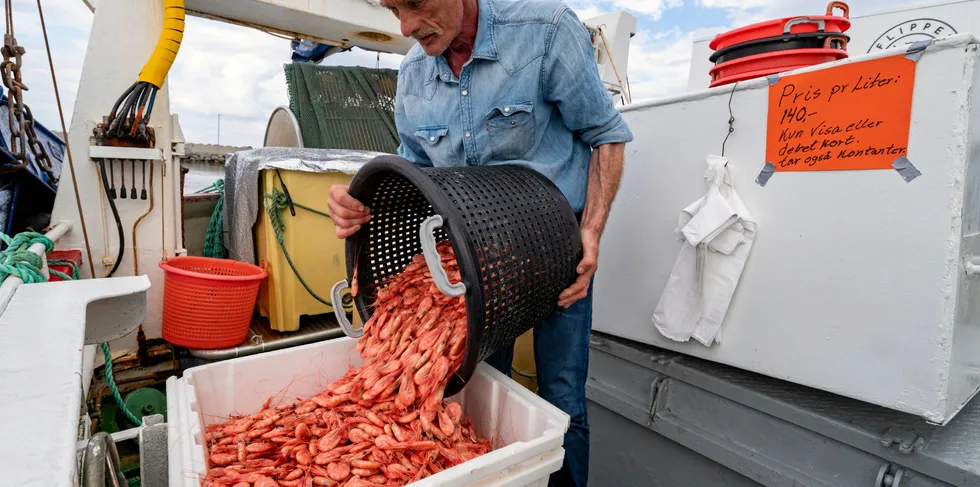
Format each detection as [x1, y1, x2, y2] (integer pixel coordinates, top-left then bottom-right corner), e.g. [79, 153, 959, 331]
[203, 242, 491, 487]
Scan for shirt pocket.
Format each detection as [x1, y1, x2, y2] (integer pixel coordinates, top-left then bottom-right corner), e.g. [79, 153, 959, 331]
[486, 102, 535, 161]
[414, 125, 457, 163]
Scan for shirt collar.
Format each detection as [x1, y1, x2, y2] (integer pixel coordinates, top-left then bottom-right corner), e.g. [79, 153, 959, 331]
[427, 0, 497, 83]
[471, 0, 498, 61]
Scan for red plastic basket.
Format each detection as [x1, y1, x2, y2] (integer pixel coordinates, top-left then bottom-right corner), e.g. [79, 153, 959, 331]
[160, 256, 267, 349]
[709, 48, 848, 88]
[709, 1, 850, 52]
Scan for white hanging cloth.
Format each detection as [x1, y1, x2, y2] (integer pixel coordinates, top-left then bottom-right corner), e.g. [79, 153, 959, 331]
[652, 155, 757, 346]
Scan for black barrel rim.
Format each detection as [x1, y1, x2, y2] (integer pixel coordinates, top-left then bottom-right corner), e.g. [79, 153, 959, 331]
[344, 155, 581, 397]
[709, 31, 850, 64]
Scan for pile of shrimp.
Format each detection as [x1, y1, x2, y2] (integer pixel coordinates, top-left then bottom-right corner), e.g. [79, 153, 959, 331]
[203, 241, 490, 487]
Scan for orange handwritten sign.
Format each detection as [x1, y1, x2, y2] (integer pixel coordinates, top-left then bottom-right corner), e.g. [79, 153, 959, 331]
[765, 54, 916, 172]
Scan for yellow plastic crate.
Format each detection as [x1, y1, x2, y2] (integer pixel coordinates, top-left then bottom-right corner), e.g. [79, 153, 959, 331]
[512, 330, 538, 393]
[254, 168, 356, 332]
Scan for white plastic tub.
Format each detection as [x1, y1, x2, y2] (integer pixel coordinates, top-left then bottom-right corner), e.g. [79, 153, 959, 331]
[166, 337, 570, 487]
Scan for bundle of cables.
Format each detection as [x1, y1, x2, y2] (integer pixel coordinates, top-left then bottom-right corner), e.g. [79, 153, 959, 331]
[103, 81, 159, 143]
[103, 0, 185, 143]
[99, 0, 185, 278]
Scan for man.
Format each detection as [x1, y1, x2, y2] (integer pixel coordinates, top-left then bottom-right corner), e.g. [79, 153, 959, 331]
[327, 0, 632, 484]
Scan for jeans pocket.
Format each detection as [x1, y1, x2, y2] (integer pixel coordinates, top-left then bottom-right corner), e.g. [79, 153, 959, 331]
[414, 125, 457, 162]
[486, 102, 535, 160]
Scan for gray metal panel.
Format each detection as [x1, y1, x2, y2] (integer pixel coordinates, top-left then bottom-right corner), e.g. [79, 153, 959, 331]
[588, 332, 977, 486]
[139, 415, 168, 487]
[589, 399, 759, 487]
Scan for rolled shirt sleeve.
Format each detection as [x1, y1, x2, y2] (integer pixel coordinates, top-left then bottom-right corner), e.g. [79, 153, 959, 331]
[542, 8, 634, 148]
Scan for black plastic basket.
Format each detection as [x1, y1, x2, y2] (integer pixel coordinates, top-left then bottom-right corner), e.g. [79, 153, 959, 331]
[709, 31, 849, 64]
[331, 155, 582, 396]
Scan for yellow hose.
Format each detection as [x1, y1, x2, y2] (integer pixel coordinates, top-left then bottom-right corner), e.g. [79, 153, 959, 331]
[137, 0, 185, 88]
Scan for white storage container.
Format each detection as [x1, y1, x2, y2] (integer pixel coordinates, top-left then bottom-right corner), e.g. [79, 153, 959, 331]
[594, 34, 980, 424]
[166, 337, 570, 487]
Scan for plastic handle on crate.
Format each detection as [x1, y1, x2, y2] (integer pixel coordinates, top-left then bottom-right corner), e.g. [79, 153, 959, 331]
[420, 215, 467, 297]
[823, 35, 848, 50]
[331, 279, 364, 338]
[783, 17, 826, 34]
[826, 1, 849, 18]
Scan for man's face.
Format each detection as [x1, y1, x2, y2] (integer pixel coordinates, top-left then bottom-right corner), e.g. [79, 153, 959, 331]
[380, 0, 464, 56]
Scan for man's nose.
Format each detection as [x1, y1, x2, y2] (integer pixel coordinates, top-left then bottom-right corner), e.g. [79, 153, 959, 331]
[399, 13, 420, 38]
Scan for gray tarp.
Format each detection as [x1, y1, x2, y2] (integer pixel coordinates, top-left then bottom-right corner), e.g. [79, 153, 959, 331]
[222, 147, 385, 263]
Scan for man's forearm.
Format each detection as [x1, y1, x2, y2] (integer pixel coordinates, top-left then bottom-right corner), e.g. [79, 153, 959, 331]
[580, 142, 625, 237]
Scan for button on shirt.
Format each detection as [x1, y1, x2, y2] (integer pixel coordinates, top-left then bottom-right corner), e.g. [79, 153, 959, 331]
[393, 0, 634, 213]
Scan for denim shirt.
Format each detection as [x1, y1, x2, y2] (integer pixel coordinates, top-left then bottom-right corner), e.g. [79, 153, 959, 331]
[393, 0, 634, 213]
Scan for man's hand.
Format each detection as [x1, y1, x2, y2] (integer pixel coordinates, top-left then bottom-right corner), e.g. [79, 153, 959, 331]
[327, 184, 371, 239]
[558, 229, 599, 308]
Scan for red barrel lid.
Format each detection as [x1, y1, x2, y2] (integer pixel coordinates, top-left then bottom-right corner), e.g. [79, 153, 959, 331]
[710, 2, 850, 51]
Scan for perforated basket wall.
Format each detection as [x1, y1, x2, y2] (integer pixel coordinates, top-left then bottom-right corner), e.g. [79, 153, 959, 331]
[345, 156, 582, 396]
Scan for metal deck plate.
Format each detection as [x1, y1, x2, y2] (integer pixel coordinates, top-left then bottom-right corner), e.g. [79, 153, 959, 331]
[588, 332, 980, 486]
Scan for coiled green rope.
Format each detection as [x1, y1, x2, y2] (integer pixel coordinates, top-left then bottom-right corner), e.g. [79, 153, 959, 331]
[201, 179, 227, 259]
[0, 231, 54, 283]
[46, 259, 78, 281]
[263, 188, 351, 311]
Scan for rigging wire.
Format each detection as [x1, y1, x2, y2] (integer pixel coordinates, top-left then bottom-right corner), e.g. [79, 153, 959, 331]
[32, 0, 96, 276]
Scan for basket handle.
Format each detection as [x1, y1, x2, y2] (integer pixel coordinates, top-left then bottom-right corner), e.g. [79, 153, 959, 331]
[824, 35, 848, 50]
[420, 215, 466, 297]
[331, 279, 363, 338]
[826, 1, 849, 18]
[784, 17, 826, 35]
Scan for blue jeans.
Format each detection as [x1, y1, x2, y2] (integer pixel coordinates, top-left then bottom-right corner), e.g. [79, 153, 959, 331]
[485, 278, 594, 487]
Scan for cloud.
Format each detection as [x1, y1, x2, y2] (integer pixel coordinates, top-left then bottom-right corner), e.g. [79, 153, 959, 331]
[612, 0, 681, 19]
[0, 0, 945, 148]
[568, 0, 683, 21]
[4, 0, 92, 139]
[624, 28, 708, 101]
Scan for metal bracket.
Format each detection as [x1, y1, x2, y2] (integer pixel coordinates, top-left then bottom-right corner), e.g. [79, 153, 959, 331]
[81, 432, 127, 487]
[875, 463, 906, 487]
[648, 377, 670, 426]
[88, 146, 163, 161]
[880, 426, 926, 454]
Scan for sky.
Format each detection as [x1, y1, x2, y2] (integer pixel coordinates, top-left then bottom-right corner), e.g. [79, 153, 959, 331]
[5, 0, 937, 148]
